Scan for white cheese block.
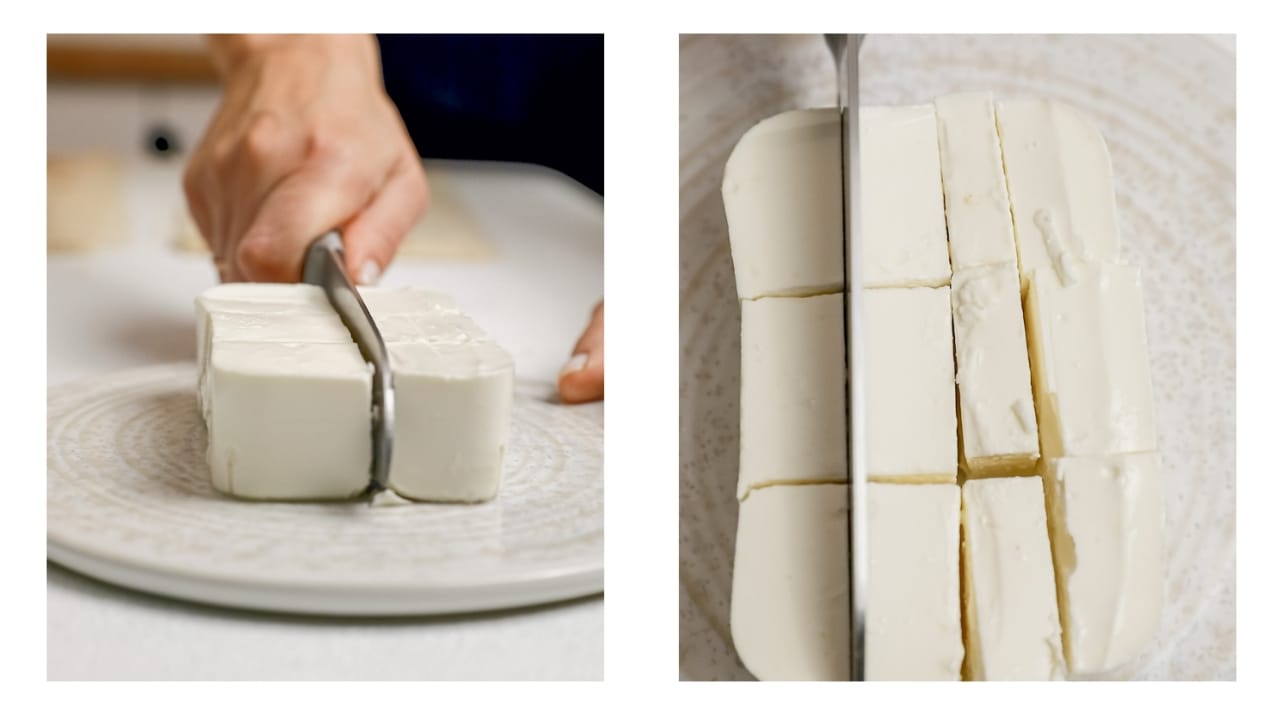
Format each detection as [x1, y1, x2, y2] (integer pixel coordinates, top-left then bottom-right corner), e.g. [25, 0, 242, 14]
[865, 286, 957, 483]
[951, 263, 1039, 477]
[357, 286, 458, 315]
[934, 92, 1019, 271]
[730, 482, 963, 681]
[386, 342, 513, 502]
[1043, 453, 1164, 675]
[996, 99, 1120, 287]
[861, 105, 951, 289]
[206, 341, 372, 499]
[730, 483, 850, 681]
[737, 294, 846, 499]
[867, 483, 964, 680]
[961, 476, 1067, 680]
[1024, 263, 1156, 458]
[722, 108, 843, 299]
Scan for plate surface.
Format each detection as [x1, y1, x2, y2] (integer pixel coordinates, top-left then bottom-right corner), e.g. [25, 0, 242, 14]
[48, 363, 603, 616]
[679, 34, 1235, 680]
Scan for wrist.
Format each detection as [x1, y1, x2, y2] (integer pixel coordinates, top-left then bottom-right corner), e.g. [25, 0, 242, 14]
[207, 34, 378, 80]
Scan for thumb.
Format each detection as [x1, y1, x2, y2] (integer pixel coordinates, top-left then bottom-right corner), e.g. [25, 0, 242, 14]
[340, 158, 429, 285]
[235, 161, 378, 282]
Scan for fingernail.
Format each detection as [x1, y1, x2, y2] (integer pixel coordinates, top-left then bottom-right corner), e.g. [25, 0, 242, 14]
[560, 353, 588, 377]
[359, 259, 381, 285]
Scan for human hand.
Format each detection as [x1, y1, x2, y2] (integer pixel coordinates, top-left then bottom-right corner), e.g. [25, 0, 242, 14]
[183, 34, 427, 283]
[558, 300, 604, 403]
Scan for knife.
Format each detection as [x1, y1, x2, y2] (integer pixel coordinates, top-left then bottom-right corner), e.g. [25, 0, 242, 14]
[302, 231, 395, 499]
[828, 32, 869, 682]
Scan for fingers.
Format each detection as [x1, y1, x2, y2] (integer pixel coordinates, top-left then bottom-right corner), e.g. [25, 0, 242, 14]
[233, 156, 382, 282]
[340, 152, 429, 285]
[558, 301, 604, 404]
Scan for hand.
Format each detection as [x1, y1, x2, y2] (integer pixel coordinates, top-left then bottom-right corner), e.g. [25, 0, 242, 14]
[558, 300, 604, 403]
[183, 35, 427, 283]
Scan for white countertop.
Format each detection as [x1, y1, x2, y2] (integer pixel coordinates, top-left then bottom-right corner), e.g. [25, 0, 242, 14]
[47, 84, 603, 679]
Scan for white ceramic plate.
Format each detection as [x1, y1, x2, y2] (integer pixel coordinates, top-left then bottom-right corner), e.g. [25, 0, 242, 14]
[48, 363, 603, 616]
[679, 34, 1235, 680]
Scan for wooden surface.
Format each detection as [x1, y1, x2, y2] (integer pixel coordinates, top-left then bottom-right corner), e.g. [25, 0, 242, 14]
[48, 35, 217, 84]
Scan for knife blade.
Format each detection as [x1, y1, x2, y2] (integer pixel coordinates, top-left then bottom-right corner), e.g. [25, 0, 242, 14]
[835, 32, 869, 682]
[302, 231, 395, 499]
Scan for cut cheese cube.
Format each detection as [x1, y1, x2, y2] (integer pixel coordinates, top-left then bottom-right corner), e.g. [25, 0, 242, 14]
[373, 313, 488, 345]
[730, 483, 963, 681]
[387, 343, 514, 502]
[996, 99, 1120, 287]
[357, 286, 457, 315]
[861, 105, 951, 288]
[730, 483, 850, 681]
[1024, 263, 1156, 458]
[865, 286, 957, 483]
[961, 476, 1066, 680]
[951, 263, 1039, 477]
[1043, 454, 1164, 675]
[737, 294, 846, 499]
[206, 341, 372, 500]
[934, 92, 1019, 271]
[722, 108, 843, 299]
[867, 483, 964, 681]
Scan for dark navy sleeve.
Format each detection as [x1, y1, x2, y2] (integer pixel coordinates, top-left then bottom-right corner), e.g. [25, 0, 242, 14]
[376, 34, 604, 195]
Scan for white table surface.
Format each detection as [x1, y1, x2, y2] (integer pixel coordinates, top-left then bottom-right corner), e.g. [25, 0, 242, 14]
[47, 84, 603, 680]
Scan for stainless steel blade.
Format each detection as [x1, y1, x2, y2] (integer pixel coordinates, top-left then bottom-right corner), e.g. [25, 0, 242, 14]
[302, 231, 395, 498]
[833, 32, 869, 682]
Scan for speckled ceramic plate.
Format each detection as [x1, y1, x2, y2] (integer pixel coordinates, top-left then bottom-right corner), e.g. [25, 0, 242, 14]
[48, 363, 603, 616]
[679, 34, 1235, 680]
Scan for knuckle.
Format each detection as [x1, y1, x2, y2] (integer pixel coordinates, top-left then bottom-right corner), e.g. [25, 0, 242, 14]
[241, 112, 283, 164]
[235, 235, 290, 280]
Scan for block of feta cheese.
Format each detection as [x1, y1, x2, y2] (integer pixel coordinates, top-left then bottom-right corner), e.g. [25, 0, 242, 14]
[951, 263, 1039, 478]
[206, 341, 372, 499]
[1023, 263, 1157, 458]
[961, 476, 1067, 680]
[865, 286, 957, 483]
[384, 341, 514, 503]
[996, 99, 1121, 288]
[730, 483, 850, 681]
[1043, 453, 1164, 675]
[722, 108, 844, 299]
[737, 293, 846, 499]
[198, 284, 512, 503]
[860, 105, 951, 289]
[730, 482, 963, 681]
[934, 93, 1020, 272]
[867, 483, 964, 680]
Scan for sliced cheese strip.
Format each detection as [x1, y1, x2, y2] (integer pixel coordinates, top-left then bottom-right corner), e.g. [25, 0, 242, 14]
[961, 476, 1066, 680]
[1043, 453, 1164, 675]
[1024, 263, 1156, 458]
[206, 340, 372, 500]
[996, 99, 1121, 287]
[952, 263, 1039, 477]
[866, 286, 957, 483]
[737, 293, 846, 499]
[730, 483, 963, 681]
[934, 92, 1019, 272]
[722, 108, 844, 299]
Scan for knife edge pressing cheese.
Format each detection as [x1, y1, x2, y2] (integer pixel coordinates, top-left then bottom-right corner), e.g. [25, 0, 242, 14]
[198, 283, 513, 502]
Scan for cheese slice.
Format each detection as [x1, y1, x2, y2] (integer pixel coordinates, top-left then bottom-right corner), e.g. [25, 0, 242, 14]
[952, 263, 1039, 477]
[206, 340, 372, 499]
[722, 108, 843, 299]
[961, 476, 1066, 680]
[861, 105, 952, 288]
[730, 482, 963, 681]
[867, 483, 964, 680]
[737, 293, 846, 499]
[996, 99, 1121, 287]
[1024, 263, 1157, 458]
[1043, 453, 1164, 675]
[730, 483, 850, 681]
[934, 92, 1019, 272]
[866, 286, 957, 483]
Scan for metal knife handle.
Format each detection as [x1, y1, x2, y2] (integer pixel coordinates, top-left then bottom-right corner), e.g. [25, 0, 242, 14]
[302, 231, 395, 496]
